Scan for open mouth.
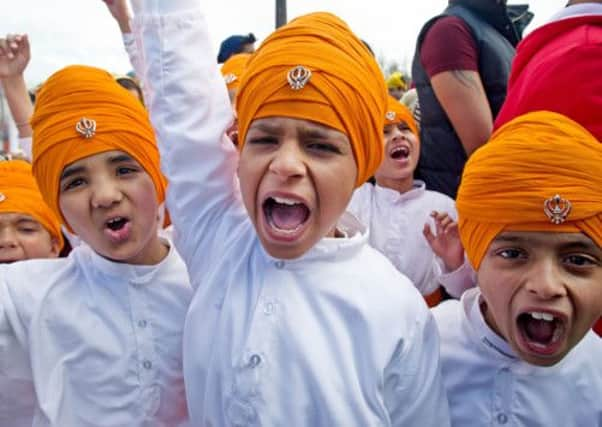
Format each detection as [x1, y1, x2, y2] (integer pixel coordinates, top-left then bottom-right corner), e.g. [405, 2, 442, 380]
[103, 216, 132, 243]
[389, 145, 410, 160]
[516, 310, 566, 356]
[262, 195, 310, 240]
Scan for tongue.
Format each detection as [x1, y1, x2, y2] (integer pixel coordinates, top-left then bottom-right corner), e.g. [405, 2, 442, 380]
[271, 203, 308, 230]
[525, 318, 555, 344]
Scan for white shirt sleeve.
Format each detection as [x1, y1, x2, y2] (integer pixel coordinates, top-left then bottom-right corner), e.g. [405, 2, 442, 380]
[17, 137, 32, 161]
[383, 311, 451, 426]
[0, 272, 35, 425]
[121, 32, 143, 77]
[131, 0, 239, 283]
[438, 257, 476, 298]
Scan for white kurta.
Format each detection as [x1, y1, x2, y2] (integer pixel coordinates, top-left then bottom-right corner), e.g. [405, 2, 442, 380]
[131, 1, 450, 426]
[0, 243, 192, 427]
[348, 181, 474, 297]
[433, 288, 602, 427]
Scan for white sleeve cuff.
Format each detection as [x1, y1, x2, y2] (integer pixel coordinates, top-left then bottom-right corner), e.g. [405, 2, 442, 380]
[439, 256, 476, 298]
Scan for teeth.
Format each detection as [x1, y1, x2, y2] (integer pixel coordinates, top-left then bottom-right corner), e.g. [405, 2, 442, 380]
[272, 196, 300, 206]
[529, 311, 555, 322]
[107, 217, 123, 224]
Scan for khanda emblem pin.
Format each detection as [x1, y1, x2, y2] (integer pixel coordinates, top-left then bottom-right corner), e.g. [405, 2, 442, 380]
[385, 111, 396, 121]
[75, 117, 97, 139]
[287, 65, 312, 90]
[544, 194, 572, 224]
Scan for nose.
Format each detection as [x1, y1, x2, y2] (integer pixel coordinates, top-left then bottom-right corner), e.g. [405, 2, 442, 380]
[91, 177, 123, 209]
[0, 228, 18, 250]
[268, 140, 306, 179]
[525, 258, 567, 300]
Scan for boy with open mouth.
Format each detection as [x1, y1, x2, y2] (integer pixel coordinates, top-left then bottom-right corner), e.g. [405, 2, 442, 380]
[433, 111, 602, 426]
[130, 0, 450, 425]
[0, 63, 192, 426]
[348, 96, 474, 306]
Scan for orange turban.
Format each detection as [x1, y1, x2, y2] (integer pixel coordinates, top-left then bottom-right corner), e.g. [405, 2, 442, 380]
[30, 65, 167, 230]
[0, 159, 64, 249]
[236, 12, 387, 187]
[385, 95, 418, 137]
[221, 53, 251, 91]
[457, 111, 602, 270]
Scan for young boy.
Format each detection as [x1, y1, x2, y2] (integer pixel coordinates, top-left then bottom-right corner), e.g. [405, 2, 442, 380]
[348, 96, 473, 305]
[0, 62, 192, 426]
[433, 111, 602, 426]
[130, 0, 449, 425]
[0, 158, 63, 263]
[0, 157, 63, 427]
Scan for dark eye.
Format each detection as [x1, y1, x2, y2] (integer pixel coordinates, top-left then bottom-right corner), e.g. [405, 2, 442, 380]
[248, 136, 278, 145]
[307, 142, 341, 154]
[563, 254, 598, 267]
[116, 166, 138, 176]
[398, 122, 411, 132]
[18, 227, 37, 234]
[497, 248, 526, 260]
[62, 177, 85, 191]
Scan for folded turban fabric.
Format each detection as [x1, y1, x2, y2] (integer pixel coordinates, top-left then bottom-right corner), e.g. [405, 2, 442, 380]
[457, 111, 602, 270]
[236, 12, 387, 187]
[0, 159, 64, 249]
[384, 95, 419, 138]
[30, 65, 166, 230]
[221, 53, 252, 92]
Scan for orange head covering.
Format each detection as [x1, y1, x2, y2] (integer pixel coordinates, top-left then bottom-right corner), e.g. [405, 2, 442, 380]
[220, 53, 252, 92]
[30, 65, 167, 230]
[457, 111, 602, 270]
[236, 12, 387, 187]
[385, 95, 419, 137]
[0, 159, 64, 249]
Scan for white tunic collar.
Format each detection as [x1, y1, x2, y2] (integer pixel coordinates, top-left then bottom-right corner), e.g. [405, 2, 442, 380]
[374, 179, 426, 203]
[81, 239, 174, 285]
[261, 211, 368, 267]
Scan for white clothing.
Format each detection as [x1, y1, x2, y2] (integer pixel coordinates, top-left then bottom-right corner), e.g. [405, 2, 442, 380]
[131, 1, 450, 426]
[549, 3, 602, 22]
[348, 181, 474, 297]
[0, 242, 192, 427]
[433, 288, 602, 427]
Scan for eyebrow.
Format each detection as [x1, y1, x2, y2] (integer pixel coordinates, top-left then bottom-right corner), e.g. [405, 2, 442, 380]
[60, 165, 86, 181]
[494, 234, 600, 251]
[249, 122, 283, 135]
[298, 127, 332, 140]
[107, 153, 135, 164]
[60, 154, 136, 181]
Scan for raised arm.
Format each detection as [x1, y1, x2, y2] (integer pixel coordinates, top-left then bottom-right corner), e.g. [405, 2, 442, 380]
[102, 0, 144, 86]
[0, 34, 34, 157]
[128, 0, 240, 278]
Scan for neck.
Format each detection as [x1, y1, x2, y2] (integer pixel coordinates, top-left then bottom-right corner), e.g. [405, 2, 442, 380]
[375, 175, 415, 194]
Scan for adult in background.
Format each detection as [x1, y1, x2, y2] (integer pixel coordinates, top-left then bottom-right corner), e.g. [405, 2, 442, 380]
[217, 33, 256, 64]
[412, 0, 523, 198]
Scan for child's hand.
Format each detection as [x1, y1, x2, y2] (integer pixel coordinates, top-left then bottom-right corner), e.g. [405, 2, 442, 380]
[102, 0, 132, 33]
[0, 34, 30, 79]
[423, 211, 465, 272]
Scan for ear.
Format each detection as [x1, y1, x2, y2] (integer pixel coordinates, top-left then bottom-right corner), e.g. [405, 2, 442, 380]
[49, 236, 61, 258]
